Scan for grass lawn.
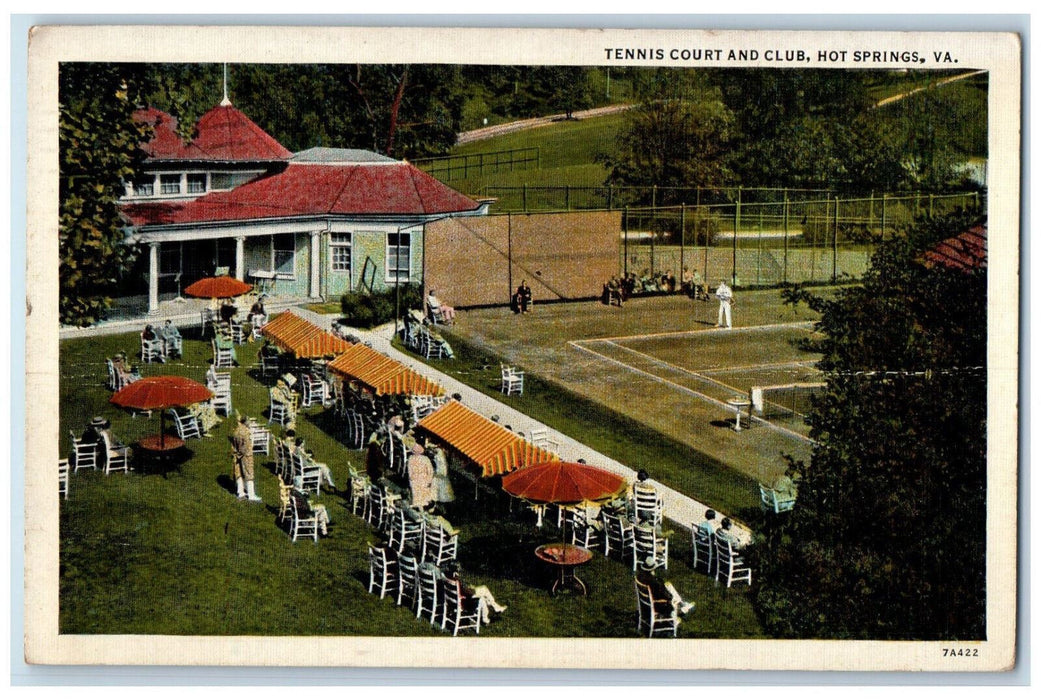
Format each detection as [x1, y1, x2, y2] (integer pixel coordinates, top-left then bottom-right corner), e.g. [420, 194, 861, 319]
[59, 328, 765, 638]
[445, 113, 625, 195]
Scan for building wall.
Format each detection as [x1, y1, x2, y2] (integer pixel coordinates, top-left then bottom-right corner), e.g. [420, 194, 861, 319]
[424, 211, 621, 308]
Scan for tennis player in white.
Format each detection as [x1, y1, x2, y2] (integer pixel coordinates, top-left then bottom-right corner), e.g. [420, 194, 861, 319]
[715, 280, 733, 329]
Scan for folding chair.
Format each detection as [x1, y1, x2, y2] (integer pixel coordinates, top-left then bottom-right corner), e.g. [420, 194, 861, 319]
[100, 432, 132, 475]
[632, 523, 669, 571]
[290, 494, 320, 543]
[367, 544, 398, 598]
[167, 408, 202, 440]
[714, 536, 752, 588]
[70, 431, 98, 472]
[441, 578, 482, 636]
[635, 578, 678, 638]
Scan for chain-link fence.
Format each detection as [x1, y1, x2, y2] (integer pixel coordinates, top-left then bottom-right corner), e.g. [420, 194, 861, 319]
[614, 192, 982, 287]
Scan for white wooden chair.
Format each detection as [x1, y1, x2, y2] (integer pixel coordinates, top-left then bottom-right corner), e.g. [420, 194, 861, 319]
[250, 313, 268, 340]
[396, 553, 420, 609]
[211, 339, 234, 369]
[140, 333, 165, 364]
[500, 364, 524, 396]
[300, 374, 327, 408]
[759, 483, 796, 513]
[367, 544, 398, 598]
[692, 525, 715, 576]
[70, 432, 98, 472]
[292, 450, 323, 496]
[714, 536, 752, 588]
[100, 432, 132, 475]
[167, 408, 202, 440]
[632, 523, 669, 571]
[422, 519, 459, 566]
[249, 421, 271, 455]
[290, 493, 320, 543]
[441, 578, 482, 636]
[268, 389, 294, 426]
[601, 509, 634, 560]
[635, 578, 678, 638]
[58, 458, 70, 500]
[632, 482, 664, 528]
[415, 563, 442, 625]
[348, 467, 371, 517]
[529, 428, 560, 451]
[388, 506, 425, 554]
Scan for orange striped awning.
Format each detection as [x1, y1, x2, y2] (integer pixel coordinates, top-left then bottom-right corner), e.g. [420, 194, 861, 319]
[416, 401, 559, 477]
[261, 311, 353, 358]
[327, 344, 444, 396]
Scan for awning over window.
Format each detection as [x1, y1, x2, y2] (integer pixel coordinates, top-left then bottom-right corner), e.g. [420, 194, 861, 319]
[327, 343, 444, 396]
[416, 401, 559, 478]
[261, 311, 353, 358]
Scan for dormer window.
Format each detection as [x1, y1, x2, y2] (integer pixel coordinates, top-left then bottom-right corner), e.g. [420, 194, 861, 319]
[159, 174, 181, 195]
[187, 173, 207, 194]
[133, 179, 155, 196]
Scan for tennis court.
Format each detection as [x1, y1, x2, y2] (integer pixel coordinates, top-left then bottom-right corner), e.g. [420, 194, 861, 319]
[451, 289, 832, 486]
[571, 322, 823, 441]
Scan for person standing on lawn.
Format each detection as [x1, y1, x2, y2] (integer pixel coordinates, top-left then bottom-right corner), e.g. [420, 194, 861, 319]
[230, 414, 262, 502]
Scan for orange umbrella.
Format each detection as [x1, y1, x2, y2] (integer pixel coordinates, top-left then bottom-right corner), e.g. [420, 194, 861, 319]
[184, 275, 253, 299]
[502, 461, 626, 506]
[110, 375, 214, 449]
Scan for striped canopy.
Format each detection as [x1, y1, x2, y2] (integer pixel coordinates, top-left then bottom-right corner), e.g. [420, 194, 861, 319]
[416, 400, 559, 477]
[261, 311, 353, 358]
[327, 343, 444, 396]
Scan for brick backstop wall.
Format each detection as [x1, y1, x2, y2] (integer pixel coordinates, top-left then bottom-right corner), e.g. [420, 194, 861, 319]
[424, 211, 621, 308]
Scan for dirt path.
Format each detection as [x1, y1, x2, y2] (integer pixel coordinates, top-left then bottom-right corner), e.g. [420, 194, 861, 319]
[455, 103, 635, 146]
[874, 70, 987, 108]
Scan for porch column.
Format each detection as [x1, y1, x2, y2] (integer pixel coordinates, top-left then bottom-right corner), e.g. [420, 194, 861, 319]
[309, 231, 321, 299]
[235, 236, 246, 280]
[148, 242, 160, 314]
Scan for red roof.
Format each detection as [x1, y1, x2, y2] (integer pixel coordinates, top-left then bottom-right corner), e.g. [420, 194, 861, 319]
[132, 162, 480, 227]
[133, 103, 291, 162]
[922, 225, 987, 272]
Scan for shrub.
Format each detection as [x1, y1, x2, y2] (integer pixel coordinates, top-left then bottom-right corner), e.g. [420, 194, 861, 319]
[340, 284, 422, 328]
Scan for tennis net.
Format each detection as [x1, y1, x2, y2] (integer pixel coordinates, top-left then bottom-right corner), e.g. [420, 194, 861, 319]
[750, 382, 825, 419]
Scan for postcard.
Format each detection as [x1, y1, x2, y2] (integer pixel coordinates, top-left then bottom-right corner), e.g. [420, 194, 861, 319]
[24, 25, 1020, 671]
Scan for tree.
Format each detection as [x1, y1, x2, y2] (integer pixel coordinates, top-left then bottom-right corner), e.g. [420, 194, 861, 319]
[751, 213, 987, 640]
[602, 86, 735, 205]
[59, 64, 153, 326]
[537, 66, 593, 119]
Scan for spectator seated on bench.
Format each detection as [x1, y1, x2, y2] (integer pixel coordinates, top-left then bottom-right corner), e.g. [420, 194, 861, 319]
[426, 290, 455, 325]
[601, 276, 624, 307]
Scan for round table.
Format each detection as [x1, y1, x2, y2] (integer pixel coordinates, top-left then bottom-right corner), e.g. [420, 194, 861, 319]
[136, 434, 187, 475]
[727, 397, 752, 432]
[535, 543, 593, 596]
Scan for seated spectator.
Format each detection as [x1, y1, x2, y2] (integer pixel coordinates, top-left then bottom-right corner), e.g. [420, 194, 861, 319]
[771, 473, 798, 503]
[512, 280, 533, 314]
[715, 517, 742, 547]
[188, 401, 221, 435]
[159, 319, 183, 357]
[366, 433, 385, 482]
[142, 324, 159, 343]
[294, 438, 336, 489]
[635, 568, 695, 619]
[220, 300, 239, 324]
[426, 290, 455, 324]
[606, 276, 624, 307]
[249, 295, 267, 319]
[81, 416, 105, 445]
[691, 270, 707, 300]
[442, 561, 507, 624]
[271, 379, 298, 423]
[111, 352, 141, 386]
[663, 270, 676, 294]
[697, 509, 717, 536]
[681, 268, 694, 297]
[407, 443, 436, 511]
[94, 418, 128, 463]
[290, 484, 330, 536]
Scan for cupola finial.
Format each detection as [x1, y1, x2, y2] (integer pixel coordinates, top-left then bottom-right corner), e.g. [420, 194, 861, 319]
[220, 63, 232, 106]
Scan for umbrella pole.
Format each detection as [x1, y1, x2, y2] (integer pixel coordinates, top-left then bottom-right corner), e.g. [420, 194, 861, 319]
[160, 410, 166, 450]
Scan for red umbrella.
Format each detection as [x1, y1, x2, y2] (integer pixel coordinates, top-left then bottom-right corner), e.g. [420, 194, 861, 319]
[110, 375, 214, 449]
[502, 461, 626, 505]
[184, 275, 253, 299]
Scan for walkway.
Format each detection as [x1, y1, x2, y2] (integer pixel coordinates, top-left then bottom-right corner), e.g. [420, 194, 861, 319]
[455, 104, 636, 146]
[343, 317, 754, 545]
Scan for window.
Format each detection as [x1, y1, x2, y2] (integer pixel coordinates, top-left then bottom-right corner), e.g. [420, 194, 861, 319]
[386, 232, 412, 283]
[330, 233, 352, 273]
[272, 234, 296, 276]
[211, 171, 262, 191]
[160, 174, 182, 195]
[133, 178, 155, 197]
[186, 173, 207, 194]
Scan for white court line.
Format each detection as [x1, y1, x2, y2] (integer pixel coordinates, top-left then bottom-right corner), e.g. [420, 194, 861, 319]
[585, 320, 815, 344]
[568, 340, 815, 444]
[697, 360, 819, 375]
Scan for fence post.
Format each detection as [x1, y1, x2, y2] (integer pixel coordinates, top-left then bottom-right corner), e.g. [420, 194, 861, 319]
[623, 206, 630, 278]
[832, 196, 839, 284]
[732, 199, 739, 286]
[756, 208, 763, 287]
[680, 203, 686, 279]
[607, 185, 613, 210]
[652, 185, 657, 209]
[536, 147, 541, 170]
[881, 193, 887, 240]
[507, 212, 513, 301]
[523, 184, 528, 213]
[783, 190, 789, 285]
[566, 185, 571, 211]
